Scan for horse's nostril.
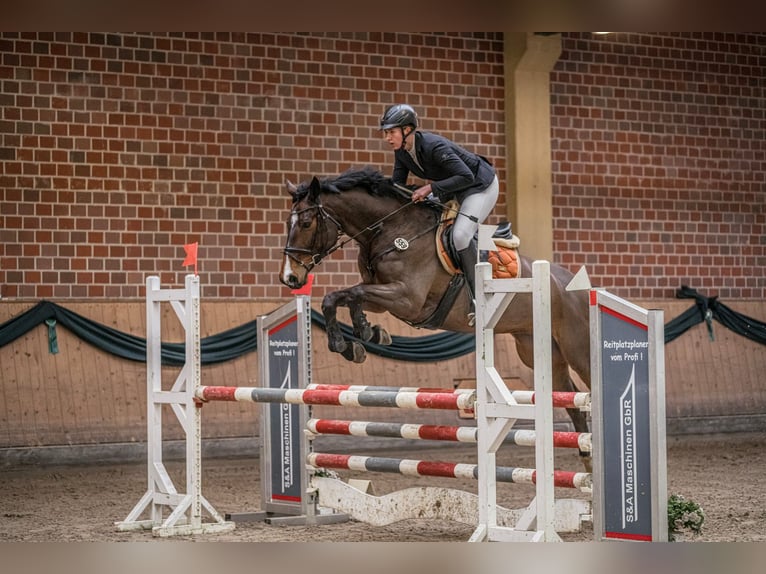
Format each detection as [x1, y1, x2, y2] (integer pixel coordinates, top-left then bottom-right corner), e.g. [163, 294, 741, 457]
[286, 275, 301, 288]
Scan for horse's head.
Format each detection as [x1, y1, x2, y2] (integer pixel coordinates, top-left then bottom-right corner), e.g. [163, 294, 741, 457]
[280, 176, 343, 289]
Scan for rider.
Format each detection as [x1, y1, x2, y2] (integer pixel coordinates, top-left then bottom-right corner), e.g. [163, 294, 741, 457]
[379, 103, 499, 314]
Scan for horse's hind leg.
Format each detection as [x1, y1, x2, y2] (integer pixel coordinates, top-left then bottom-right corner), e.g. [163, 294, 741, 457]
[565, 399, 592, 473]
[553, 351, 592, 473]
[514, 335, 592, 472]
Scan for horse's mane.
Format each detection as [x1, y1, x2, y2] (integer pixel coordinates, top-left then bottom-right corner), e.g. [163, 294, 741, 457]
[297, 166, 407, 201]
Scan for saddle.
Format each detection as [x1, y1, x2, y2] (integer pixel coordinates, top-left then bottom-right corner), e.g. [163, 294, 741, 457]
[436, 201, 521, 279]
[405, 201, 522, 330]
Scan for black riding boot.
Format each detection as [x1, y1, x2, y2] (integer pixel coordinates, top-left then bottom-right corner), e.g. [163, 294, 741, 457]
[457, 245, 478, 325]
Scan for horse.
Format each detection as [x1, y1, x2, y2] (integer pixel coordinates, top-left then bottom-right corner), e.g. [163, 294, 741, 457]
[279, 166, 592, 469]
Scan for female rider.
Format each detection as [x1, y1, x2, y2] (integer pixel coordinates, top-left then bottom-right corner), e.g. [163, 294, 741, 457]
[379, 103, 499, 313]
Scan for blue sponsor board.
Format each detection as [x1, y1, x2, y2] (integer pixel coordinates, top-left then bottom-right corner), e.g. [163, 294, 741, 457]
[591, 290, 667, 542]
[267, 314, 302, 503]
[256, 296, 312, 520]
[599, 307, 652, 540]
[235, 294, 346, 526]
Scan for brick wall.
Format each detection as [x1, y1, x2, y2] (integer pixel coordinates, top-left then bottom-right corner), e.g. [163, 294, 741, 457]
[551, 32, 765, 299]
[0, 32, 506, 300]
[1, 32, 763, 302]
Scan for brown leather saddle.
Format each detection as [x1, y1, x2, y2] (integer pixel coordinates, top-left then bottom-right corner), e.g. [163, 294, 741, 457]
[435, 201, 521, 279]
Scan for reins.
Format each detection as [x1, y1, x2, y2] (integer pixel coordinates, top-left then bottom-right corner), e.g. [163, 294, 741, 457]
[365, 218, 440, 272]
[330, 199, 416, 256]
[391, 182, 479, 223]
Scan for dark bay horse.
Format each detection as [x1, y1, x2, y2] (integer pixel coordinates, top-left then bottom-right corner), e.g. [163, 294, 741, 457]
[280, 166, 592, 467]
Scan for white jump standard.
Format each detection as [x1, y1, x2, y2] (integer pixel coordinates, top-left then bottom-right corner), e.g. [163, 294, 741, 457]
[115, 275, 235, 537]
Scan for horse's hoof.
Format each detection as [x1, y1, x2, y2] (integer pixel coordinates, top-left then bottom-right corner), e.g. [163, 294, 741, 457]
[341, 341, 367, 363]
[356, 324, 374, 342]
[328, 339, 347, 355]
[372, 325, 392, 346]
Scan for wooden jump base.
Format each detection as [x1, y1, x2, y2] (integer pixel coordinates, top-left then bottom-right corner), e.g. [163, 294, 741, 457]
[310, 479, 589, 530]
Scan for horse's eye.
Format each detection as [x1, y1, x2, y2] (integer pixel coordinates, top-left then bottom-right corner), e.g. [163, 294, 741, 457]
[299, 218, 313, 230]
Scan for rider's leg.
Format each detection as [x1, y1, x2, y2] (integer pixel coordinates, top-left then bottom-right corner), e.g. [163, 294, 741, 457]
[451, 176, 499, 304]
[457, 243, 478, 301]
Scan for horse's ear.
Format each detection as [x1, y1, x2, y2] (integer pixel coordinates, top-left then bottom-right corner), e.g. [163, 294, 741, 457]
[308, 176, 321, 201]
[286, 179, 298, 198]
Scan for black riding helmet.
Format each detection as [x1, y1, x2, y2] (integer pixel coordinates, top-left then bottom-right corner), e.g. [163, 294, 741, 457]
[379, 104, 418, 131]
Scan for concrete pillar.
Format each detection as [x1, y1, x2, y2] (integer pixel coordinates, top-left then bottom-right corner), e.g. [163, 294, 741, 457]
[503, 33, 562, 261]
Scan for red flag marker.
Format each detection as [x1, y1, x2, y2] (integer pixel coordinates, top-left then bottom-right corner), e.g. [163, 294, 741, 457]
[291, 273, 314, 296]
[183, 242, 199, 275]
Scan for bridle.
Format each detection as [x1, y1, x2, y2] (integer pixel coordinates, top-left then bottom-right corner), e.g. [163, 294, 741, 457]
[283, 193, 423, 274]
[283, 200, 344, 273]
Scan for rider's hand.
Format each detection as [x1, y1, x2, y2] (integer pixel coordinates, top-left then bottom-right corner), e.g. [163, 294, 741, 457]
[411, 185, 431, 202]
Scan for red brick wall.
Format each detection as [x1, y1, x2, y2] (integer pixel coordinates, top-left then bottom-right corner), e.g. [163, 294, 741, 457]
[0, 32, 506, 300]
[551, 32, 765, 299]
[1, 32, 763, 302]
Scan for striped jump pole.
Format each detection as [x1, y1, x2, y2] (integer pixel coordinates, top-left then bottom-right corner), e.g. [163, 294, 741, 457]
[307, 453, 592, 492]
[307, 383, 474, 394]
[196, 386, 476, 411]
[306, 418, 592, 453]
[307, 384, 590, 410]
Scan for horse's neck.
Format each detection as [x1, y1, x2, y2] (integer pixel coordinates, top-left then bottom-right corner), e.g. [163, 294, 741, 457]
[323, 191, 404, 238]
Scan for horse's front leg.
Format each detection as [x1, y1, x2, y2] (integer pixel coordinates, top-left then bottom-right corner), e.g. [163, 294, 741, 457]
[322, 282, 411, 363]
[321, 288, 367, 363]
[348, 300, 392, 347]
